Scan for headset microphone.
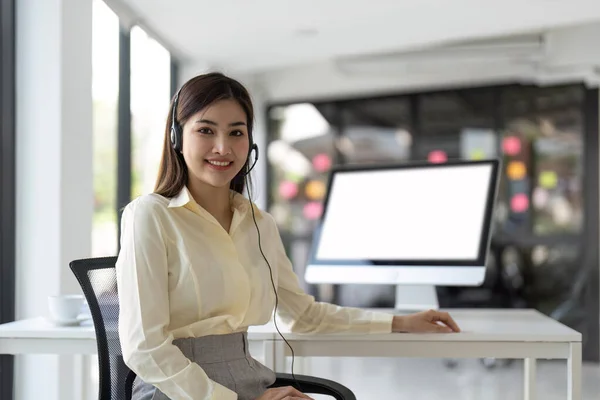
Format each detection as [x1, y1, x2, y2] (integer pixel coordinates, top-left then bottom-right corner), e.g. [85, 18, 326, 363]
[240, 144, 259, 177]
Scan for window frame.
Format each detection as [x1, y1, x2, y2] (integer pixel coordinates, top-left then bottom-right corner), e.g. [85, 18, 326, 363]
[115, 25, 179, 248]
[0, 0, 16, 397]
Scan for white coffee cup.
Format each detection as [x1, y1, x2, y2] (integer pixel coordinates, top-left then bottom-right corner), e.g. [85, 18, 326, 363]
[48, 294, 85, 322]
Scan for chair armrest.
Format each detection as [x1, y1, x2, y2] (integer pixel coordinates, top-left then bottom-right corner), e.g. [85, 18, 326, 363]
[125, 370, 357, 400]
[271, 373, 356, 400]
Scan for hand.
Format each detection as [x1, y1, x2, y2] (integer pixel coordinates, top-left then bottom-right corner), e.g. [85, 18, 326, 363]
[254, 386, 314, 400]
[392, 310, 461, 333]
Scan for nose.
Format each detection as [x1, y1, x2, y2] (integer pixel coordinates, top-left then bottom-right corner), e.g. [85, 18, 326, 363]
[212, 135, 232, 155]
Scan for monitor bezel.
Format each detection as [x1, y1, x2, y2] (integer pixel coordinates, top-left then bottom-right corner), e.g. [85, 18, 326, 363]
[307, 158, 501, 268]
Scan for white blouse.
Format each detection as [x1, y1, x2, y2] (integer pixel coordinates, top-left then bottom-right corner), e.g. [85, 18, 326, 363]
[116, 187, 393, 400]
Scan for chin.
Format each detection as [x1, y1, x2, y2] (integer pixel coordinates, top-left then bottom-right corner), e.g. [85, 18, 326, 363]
[198, 173, 235, 189]
[204, 178, 233, 189]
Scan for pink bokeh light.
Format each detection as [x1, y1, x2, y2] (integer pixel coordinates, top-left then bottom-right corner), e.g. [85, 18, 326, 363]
[510, 193, 529, 213]
[428, 150, 447, 163]
[312, 153, 332, 172]
[303, 202, 323, 220]
[278, 181, 298, 200]
[502, 136, 521, 156]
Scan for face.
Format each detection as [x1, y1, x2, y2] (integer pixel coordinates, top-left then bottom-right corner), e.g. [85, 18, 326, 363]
[181, 99, 250, 189]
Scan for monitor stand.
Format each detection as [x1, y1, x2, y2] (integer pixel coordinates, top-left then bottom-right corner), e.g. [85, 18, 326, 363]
[395, 285, 439, 311]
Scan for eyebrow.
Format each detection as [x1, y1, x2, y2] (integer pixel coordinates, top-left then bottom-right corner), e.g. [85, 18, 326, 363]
[194, 119, 246, 127]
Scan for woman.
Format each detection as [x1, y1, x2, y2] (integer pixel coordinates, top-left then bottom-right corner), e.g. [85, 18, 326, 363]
[116, 72, 460, 400]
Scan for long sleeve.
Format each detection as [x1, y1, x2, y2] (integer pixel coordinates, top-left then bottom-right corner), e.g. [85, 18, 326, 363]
[268, 216, 393, 335]
[116, 199, 237, 400]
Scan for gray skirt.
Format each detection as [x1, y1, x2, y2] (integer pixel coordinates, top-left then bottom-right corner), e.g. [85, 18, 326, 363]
[132, 332, 276, 400]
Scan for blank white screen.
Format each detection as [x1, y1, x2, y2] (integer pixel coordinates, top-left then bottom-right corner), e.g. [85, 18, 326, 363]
[316, 164, 493, 261]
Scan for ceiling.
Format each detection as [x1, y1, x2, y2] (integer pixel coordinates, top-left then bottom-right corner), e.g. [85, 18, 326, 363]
[115, 0, 600, 73]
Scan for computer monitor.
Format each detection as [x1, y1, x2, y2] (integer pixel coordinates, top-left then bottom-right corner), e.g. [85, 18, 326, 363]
[304, 159, 500, 310]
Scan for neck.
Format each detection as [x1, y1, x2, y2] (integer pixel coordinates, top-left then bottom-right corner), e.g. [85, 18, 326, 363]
[186, 178, 231, 219]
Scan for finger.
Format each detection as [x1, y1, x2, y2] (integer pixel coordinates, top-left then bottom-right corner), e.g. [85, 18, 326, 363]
[291, 390, 313, 400]
[278, 386, 313, 399]
[283, 397, 313, 400]
[431, 311, 461, 332]
[438, 312, 461, 332]
[431, 322, 453, 333]
[293, 391, 313, 400]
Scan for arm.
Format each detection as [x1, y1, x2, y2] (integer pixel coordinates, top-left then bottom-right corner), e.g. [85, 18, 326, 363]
[116, 199, 237, 400]
[267, 216, 393, 335]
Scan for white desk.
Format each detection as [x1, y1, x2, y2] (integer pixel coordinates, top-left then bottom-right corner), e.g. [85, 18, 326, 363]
[270, 309, 582, 400]
[0, 317, 280, 369]
[0, 309, 582, 400]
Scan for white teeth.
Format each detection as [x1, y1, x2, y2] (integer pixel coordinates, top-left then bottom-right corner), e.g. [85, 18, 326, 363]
[207, 160, 231, 167]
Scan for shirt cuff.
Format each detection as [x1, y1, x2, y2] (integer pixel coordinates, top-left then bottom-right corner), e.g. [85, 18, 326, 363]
[369, 311, 394, 334]
[211, 382, 238, 400]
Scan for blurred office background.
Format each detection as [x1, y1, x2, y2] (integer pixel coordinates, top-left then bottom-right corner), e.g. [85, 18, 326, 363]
[2, 0, 600, 399]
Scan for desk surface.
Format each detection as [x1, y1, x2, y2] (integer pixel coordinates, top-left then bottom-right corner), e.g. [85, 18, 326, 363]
[0, 309, 581, 343]
[0, 317, 277, 341]
[0, 317, 96, 339]
[269, 309, 581, 343]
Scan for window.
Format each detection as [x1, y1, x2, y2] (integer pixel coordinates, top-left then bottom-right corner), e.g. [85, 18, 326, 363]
[130, 26, 171, 199]
[89, 1, 120, 397]
[90, 4, 177, 398]
[91, 0, 119, 257]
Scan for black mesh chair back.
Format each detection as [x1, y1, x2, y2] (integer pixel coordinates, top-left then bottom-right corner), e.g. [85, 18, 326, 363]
[70, 256, 134, 400]
[71, 256, 356, 400]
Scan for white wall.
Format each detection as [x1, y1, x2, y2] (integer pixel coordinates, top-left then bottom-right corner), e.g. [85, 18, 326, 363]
[15, 0, 94, 399]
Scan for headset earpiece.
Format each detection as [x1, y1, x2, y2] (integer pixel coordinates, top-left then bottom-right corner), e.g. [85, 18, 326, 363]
[170, 124, 182, 153]
[170, 88, 183, 153]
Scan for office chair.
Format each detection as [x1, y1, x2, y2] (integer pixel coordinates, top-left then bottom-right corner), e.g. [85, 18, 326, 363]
[70, 256, 356, 400]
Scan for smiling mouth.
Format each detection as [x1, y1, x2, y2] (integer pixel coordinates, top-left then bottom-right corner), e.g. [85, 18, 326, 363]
[205, 160, 233, 170]
[206, 160, 232, 167]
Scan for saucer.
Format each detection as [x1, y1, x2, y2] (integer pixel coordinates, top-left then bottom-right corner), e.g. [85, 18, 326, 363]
[46, 315, 91, 327]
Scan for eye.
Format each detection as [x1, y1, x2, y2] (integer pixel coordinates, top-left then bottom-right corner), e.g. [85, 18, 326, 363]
[230, 130, 244, 137]
[198, 128, 212, 134]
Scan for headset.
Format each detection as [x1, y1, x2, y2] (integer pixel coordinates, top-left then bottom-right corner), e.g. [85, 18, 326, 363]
[170, 89, 301, 390]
